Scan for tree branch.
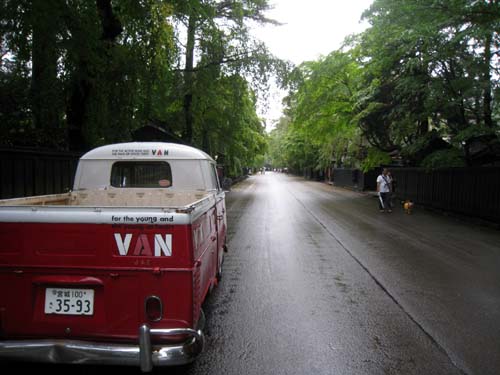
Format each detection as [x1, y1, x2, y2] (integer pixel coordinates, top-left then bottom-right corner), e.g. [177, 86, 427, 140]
[96, 0, 123, 41]
[174, 51, 255, 73]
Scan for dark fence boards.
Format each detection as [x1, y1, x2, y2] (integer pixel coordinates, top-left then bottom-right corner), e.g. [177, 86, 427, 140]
[330, 166, 500, 223]
[0, 148, 81, 199]
[2, 149, 499, 223]
[391, 167, 500, 223]
[332, 168, 380, 191]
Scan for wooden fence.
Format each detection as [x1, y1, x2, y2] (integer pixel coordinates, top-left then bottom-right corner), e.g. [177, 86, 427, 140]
[332, 168, 381, 191]
[2, 150, 499, 222]
[390, 167, 500, 223]
[329, 166, 500, 223]
[0, 148, 81, 199]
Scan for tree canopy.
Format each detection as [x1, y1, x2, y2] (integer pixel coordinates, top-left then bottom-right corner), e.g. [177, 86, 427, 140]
[269, 0, 499, 172]
[1, 0, 282, 176]
[2, 1, 499, 176]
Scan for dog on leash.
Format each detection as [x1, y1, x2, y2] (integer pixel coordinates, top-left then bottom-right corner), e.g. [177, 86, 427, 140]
[403, 200, 414, 214]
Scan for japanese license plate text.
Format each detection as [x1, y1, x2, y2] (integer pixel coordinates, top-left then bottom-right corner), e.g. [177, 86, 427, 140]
[44, 288, 94, 315]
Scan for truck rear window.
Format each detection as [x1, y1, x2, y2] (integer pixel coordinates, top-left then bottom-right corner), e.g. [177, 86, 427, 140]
[110, 162, 173, 188]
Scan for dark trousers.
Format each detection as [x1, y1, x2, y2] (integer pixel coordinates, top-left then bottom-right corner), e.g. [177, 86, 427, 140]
[378, 192, 392, 210]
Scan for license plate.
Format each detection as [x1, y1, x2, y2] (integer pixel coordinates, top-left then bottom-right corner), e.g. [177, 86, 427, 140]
[44, 288, 94, 315]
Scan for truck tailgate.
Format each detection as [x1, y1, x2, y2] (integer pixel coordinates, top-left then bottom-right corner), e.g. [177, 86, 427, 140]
[0, 222, 195, 341]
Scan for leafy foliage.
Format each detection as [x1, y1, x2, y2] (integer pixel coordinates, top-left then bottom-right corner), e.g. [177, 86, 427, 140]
[2, 0, 499, 175]
[420, 149, 466, 170]
[360, 148, 392, 173]
[356, 0, 499, 162]
[1, 0, 281, 176]
[269, 0, 499, 173]
[268, 51, 364, 173]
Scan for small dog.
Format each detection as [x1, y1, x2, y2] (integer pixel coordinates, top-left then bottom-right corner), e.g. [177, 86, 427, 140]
[403, 200, 414, 214]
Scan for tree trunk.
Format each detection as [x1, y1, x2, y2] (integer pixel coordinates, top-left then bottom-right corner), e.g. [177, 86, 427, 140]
[96, 0, 123, 41]
[67, 0, 122, 150]
[183, 13, 196, 144]
[31, 0, 61, 146]
[202, 125, 211, 154]
[416, 81, 429, 136]
[483, 31, 493, 128]
[67, 67, 91, 151]
[417, 118, 429, 137]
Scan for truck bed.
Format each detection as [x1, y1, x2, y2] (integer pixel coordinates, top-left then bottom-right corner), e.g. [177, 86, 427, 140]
[0, 189, 210, 208]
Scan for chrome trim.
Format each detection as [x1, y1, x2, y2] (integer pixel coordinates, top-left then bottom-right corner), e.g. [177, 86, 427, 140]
[139, 325, 153, 372]
[0, 326, 204, 373]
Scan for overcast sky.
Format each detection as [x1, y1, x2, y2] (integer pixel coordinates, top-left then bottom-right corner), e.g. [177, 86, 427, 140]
[251, 0, 374, 127]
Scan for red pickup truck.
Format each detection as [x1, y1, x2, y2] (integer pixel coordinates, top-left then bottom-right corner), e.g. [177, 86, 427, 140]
[0, 142, 227, 371]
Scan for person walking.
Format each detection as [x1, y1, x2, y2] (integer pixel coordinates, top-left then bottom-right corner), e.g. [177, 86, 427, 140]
[377, 168, 392, 213]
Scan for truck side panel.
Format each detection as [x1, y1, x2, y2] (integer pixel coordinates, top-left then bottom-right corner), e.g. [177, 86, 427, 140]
[191, 207, 218, 309]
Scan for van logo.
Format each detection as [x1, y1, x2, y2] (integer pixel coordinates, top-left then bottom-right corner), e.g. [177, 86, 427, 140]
[114, 233, 172, 256]
[152, 149, 169, 156]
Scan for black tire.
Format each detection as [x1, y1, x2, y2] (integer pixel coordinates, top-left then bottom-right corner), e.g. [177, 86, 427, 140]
[216, 249, 225, 282]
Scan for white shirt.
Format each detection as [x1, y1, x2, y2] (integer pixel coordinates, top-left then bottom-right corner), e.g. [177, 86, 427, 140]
[377, 174, 392, 193]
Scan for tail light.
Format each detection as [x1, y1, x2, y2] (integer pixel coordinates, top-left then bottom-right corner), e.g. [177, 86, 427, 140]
[145, 296, 162, 322]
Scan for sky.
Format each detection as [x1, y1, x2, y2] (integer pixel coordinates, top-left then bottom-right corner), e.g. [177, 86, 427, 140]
[251, 0, 374, 127]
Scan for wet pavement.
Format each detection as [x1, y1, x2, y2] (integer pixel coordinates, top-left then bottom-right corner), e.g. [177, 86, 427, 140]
[6, 172, 500, 374]
[192, 173, 500, 375]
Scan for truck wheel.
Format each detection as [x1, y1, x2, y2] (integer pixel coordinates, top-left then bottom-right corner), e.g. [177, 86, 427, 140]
[216, 264, 222, 282]
[216, 251, 224, 282]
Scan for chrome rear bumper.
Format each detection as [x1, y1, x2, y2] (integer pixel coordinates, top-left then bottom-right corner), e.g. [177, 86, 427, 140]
[0, 325, 204, 372]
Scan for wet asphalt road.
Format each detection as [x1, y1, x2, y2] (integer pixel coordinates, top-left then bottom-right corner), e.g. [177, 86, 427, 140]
[6, 172, 500, 374]
[193, 173, 500, 375]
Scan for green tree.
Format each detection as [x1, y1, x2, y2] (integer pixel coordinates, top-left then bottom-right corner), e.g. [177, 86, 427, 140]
[1, 0, 177, 149]
[270, 51, 364, 174]
[171, 0, 281, 145]
[1, 0, 275, 176]
[192, 72, 267, 176]
[64, 0, 176, 149]
[356, 0, 499, 164]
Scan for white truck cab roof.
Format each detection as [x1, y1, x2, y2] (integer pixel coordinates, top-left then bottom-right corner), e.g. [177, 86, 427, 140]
[81, 142, 214, 161]
[74, 142, 219, 192]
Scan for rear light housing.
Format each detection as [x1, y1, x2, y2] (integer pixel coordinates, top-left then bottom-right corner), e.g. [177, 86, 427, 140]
[145, 296, 162, 322]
